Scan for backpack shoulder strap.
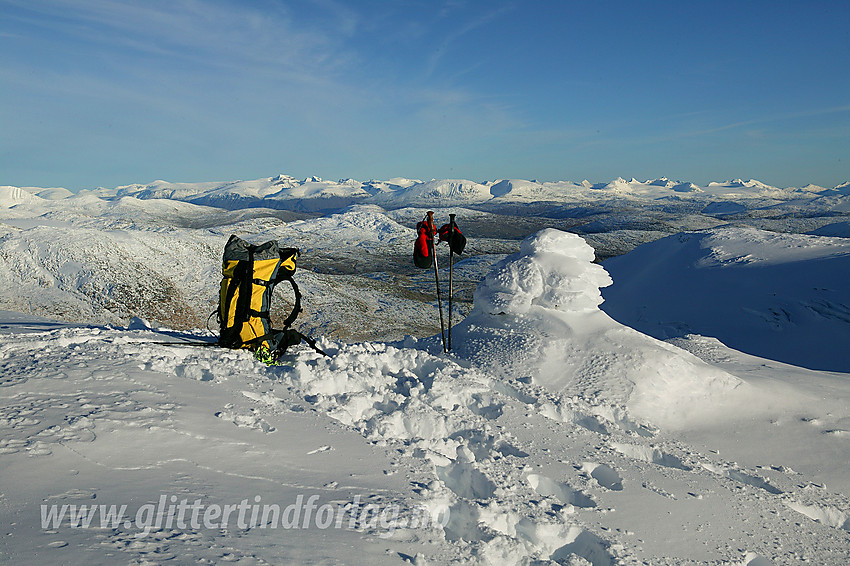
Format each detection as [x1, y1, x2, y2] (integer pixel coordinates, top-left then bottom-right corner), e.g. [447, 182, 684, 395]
[278, 274, 302, 329]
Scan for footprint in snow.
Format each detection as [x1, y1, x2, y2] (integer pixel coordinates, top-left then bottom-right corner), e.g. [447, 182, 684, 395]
[436, 461, 497, 500]
[581, 462, 623, 491]
[307, 445, 332, 454]
[610, 442, 692, 471]
[214, 409, 275, 433]
[526, 473, 596, 508]
[786, 501, 850, 532]
[701, 463, 782, 495]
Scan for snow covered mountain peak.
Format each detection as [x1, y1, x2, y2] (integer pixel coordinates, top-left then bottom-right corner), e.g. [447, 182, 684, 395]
[822, 181, 850, 196]
[370, 178, 492, 207]
[1, 186, 41, 208]
[487, 179, 558, 201]
[5, 174, 849, 214]
[715, 178, 777, 191]
[270, 174, 300, 186]
[599, 177, 634, 192]
[672, 181, 702, 193]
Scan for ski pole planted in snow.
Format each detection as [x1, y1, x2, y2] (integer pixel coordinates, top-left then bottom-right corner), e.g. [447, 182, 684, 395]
[447, 213, 456, 352]
[438, 214, 466, 353]
[427, 211, 448, 353]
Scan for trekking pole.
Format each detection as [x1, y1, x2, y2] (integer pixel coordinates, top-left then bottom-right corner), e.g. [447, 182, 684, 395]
[297, 331, 329, 357]
[447, 213, 456, 352]
[427, 211, 447, 353]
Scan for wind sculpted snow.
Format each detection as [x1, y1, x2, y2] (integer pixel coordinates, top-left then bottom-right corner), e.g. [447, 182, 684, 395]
[451, 229, 746, 430]
[272, 229, 850, 563]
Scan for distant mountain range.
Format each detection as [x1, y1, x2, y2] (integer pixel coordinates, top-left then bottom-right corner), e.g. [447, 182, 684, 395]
[4, 175, 849, 213]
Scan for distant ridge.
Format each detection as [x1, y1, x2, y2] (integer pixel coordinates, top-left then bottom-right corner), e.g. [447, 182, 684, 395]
[4, 175, 849, 213]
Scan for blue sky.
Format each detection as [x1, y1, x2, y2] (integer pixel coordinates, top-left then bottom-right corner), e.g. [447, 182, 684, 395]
[2, 0, 849, 190]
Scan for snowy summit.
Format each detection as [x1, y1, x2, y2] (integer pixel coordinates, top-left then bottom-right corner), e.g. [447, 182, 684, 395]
[1, 175, 849, 565]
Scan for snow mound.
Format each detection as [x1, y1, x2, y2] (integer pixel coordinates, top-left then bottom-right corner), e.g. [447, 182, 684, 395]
[453, 229, 744, 430]
[474, 229, 610, 315]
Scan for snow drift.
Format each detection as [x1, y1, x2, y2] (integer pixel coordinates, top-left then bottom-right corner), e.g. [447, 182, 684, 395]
[451, 229, 745, 430]
[267, 228, 850, 564]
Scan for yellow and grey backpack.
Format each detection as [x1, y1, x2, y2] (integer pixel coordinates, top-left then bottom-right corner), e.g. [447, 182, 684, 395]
[218, 234, 326, 361]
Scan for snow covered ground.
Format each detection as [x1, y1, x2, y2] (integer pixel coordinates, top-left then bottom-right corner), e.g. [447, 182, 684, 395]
[2, 220, 849, 565]
[601, 227, 850, 373]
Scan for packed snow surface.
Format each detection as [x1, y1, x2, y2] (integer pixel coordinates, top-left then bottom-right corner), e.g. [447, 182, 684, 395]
[2, 227, 849, 565]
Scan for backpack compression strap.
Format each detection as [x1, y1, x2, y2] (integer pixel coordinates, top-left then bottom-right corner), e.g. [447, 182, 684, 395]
[219, 250, 255, 349]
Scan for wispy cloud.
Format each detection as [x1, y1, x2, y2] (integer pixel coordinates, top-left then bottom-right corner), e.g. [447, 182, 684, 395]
[674, 105, 850, 140]
[425, 2, 516, 79]
[3, 0, 355, 85]
[2, 0, 539, 186]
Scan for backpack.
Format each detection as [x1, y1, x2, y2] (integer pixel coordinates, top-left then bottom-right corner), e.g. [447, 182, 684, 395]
[218, 234, 304, 356]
